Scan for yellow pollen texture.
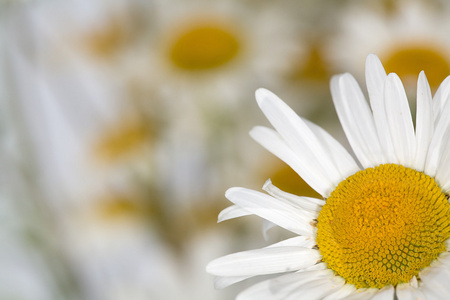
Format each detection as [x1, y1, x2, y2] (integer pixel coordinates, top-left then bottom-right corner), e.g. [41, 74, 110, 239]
[169, 24, 240, 71]
[316, 164, 450, 288]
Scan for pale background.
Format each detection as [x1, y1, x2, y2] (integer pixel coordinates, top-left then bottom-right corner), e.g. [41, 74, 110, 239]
[1, 0, 450, 299]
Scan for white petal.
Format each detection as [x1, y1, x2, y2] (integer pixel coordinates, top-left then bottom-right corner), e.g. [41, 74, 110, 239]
[225, 187, 316, 236]
[323, 284, 357, 300]
[432, 75, 450, 125]
[396, 283, 427, 300]
[267, 236, 316, 248]
[436, 252, 450, 267]
[298, 262, 328, 272]
[285, 275, 346, 300]
[365, 54, 387, 104]
[421, 286, 445, 300]
[236, 269, 331, 300]
[212, 237, 317, 289]
[250, 126, 331, 197]
[425, 86, 450, 177]
[262, 220, 277, 241]
[303, 119, 360, 180]
[206, 247, 321, 277]
[331, 73, 385, 168]
[384, 73, 416, 167]
[414, 71, 433, 171]
[418, 257, 450, 299]
[214, 276, 250, 289]
[218, 205, 251, 222]
[365, 54, 397, 163]
[255, 89, 343, 189]
[344, 288, 378, 300]
[263, 179, 324, 213]
[371, 286, 395, 300]
[434, 135, 450, 193]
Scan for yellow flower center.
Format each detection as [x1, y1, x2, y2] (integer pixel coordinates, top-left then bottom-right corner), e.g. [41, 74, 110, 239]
[383, 46, 450, 89]
[291, 44, 329, 82]
[317, 164, 450, 288]
[169, 23, 240, 71]
[94, 119, 152, 163]
[84, 19, 128, 58]
[96, 197, 142, 220]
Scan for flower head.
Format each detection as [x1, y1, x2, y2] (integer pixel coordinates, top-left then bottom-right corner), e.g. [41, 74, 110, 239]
[207, 54, 450, 299]
[328, 0, 450, 91]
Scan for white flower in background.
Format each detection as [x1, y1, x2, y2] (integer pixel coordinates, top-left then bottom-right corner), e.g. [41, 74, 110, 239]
[3, 1, 271, 299]
[11, 0, 304, 202]
[67, 205, 235, 300]
[3, 0, 157, 196]
[144, 0, 307, 203]
[207, 54, 450, 299]
[147, 0, 302, 107]
[328, 0, 450, 91]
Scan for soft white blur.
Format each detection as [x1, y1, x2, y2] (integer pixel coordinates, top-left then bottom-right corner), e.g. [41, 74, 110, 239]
[1, 0, 450, 299]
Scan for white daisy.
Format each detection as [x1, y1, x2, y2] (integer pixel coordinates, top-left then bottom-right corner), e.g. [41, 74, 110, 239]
[147, 0, 303, 107]
[207, 54, 450, 299]
[328, 0, 450, 92]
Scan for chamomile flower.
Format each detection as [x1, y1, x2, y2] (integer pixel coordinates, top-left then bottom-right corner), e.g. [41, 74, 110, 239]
[148, 0, 302, 107]
[207, 54, 450, 299]
[328, 0, 450, 91]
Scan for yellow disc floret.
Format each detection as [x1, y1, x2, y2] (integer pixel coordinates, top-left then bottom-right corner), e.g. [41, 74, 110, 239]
[317, 164, 450, 288]
[169, 24, 240, 71]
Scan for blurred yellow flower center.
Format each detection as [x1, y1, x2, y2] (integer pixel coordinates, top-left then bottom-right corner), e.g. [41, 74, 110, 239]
[169, 24, 240, 71]
[383, 46, 450, 89]
[317, 164, 450, 288]
[95, 120, 152, 162]
[292, 44, 329, 81]
[97, 197, 141, 220]
[85, 19, 127, 57]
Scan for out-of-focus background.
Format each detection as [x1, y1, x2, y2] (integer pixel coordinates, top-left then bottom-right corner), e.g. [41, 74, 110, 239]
[1, 0, 450, 299]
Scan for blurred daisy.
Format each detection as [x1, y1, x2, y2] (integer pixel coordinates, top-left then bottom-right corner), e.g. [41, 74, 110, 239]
[329, 0, 450, 92]
[68, 199, 235, 300]
[207, 54, 450, 299]
[19, 0, 301, 194]
[4, 0, 234, 237]
[148, 0, 302, 107]
[143, 0, 307, 204]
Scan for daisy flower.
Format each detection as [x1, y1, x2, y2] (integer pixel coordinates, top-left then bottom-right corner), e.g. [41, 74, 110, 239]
[328, 0, 450, 91]
[147, 0, 302, 107]
[206, 54, 450, 299]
